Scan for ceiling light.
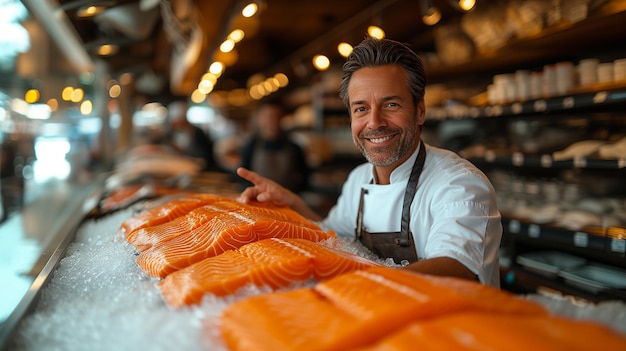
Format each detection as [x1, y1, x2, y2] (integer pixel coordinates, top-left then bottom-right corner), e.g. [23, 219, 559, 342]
[47, 98, 59, 112]
[202, 73, 219, 83]
[367, 25, 385, 39]
[248, 85, 263, 100]
[76, 5, 108, 18]
[252, 83, 266, 97]
[266, 77, 280, 91]
[312, 54, 330, 71]
[422, 7, 441, 25]
[71, 88, 84, 103]
[209, 62, 225, 76]
[337, 42, 353, 58]
[420, 0, 441, 26]
[95, 44, 119, 56]
[455, 0, 476, 12]
[61, 86, 73, 101]
[263, 80, 274, 93]
[108, 84, 121, 98]
[273, 73, 289, 87]
[190, 89, 206, 104]
[220, 39, 235, 53]
[80, 100, 93, 115]
[241, 2, 259, 18]
[228, 29, 245, 43]
[198, 79, 215, 94]
[24, 89, 40, 103]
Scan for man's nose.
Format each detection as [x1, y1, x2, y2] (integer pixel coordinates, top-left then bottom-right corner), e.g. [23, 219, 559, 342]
[367, 107, 386, 129]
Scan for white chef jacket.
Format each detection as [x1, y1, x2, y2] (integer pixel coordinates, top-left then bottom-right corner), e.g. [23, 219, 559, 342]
[322, 143, 502, 287]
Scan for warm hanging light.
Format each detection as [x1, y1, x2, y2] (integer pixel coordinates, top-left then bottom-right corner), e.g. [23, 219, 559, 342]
[80, 100, 93, 115]
[76, 5, 108, 18]
[108, 84, 121, 98]
[47, 98, 58, 112]
[95, 44, 119, 56]
[337, 42, 353, 57]
[422, 7, 441, 25]
[228, 29, 245, 43]
[367, 25, 385, 39]
[241, 1, 259, 17]
[71, 88, 84, 103]
[191, 89, 206, 104]
[456, 0, 476, 12]
[273, 73, 289, 87]
[420, 0, 441, 26]
[220, 39, 235, 53]
[24, 89, 40, 103]
[61, 86, 74, 101]
[209, 61, 225, 76]
[312, 54, 330, 71]
[198, 79, 215, 94]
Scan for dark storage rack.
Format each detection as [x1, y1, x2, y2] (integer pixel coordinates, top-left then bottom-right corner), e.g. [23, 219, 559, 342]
[502, 217, 625, 260]
[426, 87, 626, 122]
[417, 7, 626, 300]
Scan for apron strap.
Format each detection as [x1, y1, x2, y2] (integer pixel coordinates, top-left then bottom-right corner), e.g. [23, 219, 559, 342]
[355, 188, 368, 240]
[398, 142, 426, 246]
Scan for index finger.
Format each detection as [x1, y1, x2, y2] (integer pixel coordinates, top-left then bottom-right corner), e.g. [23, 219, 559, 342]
[236, 167, 265, 186]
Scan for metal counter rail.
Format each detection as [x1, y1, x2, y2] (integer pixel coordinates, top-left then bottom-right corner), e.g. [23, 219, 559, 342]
[0, 179, 103, 350]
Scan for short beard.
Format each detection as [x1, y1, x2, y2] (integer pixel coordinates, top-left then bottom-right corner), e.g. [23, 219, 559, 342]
[354, 125, 417, 167]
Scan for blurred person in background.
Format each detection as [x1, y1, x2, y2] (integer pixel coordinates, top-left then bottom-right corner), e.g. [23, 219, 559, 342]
[0, 138, 17, 222]
[166, 100, 219, 172]
[0, 134, 28, 222]
[237, 37, 502, 287]
[239, 101, 310, 194]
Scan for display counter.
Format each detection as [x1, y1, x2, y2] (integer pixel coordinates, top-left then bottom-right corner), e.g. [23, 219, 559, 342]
[1, 174, 625, 350]
[0, 177, 103, 348]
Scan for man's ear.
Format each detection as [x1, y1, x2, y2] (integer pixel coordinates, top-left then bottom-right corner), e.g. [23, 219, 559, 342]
[417, 100, 426, 126]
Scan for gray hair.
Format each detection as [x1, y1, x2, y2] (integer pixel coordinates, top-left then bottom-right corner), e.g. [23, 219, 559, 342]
[339, 37, 427, 108]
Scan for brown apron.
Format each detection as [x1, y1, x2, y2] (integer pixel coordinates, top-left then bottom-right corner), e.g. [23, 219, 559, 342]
[250, 140, 299, 192]
[355, 142, 426, 265]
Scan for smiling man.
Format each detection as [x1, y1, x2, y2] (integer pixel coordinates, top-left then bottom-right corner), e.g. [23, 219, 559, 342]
[237, 37, 502, 287]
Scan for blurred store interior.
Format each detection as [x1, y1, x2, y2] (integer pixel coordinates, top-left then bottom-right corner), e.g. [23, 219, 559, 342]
[2, 0, 626, 331]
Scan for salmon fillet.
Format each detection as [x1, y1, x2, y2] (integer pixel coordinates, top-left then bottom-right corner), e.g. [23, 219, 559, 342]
[220, 288, 358, 351]
[124, 193, 319, 250]
[129, 205, 227, 252]
[135, 206, 335, 278]
[358, 312, 626, 351]
[158, 238, 378, 307]
[218, 266, 549, 351]
[119, 193, 225, 241]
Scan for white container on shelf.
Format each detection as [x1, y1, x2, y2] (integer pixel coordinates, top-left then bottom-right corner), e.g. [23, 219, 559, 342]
[529, 71, 543, 99]
[597, 62, 614, 84]
[515, 70, 530, 101]
[614, 58, 626, 82]
[493, 73, 517, 104]
[542, 64, 557, 98]
[578, 58, 599, 86]
[555, 61, 575, 95]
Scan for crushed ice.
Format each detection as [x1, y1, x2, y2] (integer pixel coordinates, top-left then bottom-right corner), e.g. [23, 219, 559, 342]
[11, 201, 624, 350]
[7, 205, 384, 351]
[9, 208, 220, 351]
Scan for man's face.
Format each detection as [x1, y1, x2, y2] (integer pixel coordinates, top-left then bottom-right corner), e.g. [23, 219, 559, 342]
[257, 105, 282, 140]
[348, 64, 424, 168]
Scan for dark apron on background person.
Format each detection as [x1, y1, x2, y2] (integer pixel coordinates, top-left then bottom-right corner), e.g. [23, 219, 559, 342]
[250, 139, 302, 192]
[355, 142, 426, 265]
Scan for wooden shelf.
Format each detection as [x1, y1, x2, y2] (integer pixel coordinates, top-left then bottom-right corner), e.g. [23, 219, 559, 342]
[425, 1, 626, 82]
[426, 87, 626, 121]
